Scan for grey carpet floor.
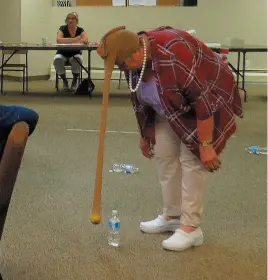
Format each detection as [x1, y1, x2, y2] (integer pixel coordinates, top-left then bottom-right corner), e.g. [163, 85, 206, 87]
[0, 81, 267, 280]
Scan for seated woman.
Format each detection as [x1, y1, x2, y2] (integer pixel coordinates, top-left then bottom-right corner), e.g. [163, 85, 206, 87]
[53, 12, 88, 92]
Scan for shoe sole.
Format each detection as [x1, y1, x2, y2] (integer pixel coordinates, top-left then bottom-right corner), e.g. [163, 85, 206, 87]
[162, 238, 204, 251]
[140, 223, 180, 234]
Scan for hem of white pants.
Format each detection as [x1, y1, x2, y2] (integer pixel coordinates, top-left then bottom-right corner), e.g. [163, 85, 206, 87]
[163, 211, 181, 217]
[179, 219, 201, 228]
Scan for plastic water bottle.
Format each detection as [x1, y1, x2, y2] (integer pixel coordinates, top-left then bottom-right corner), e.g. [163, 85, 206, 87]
[110, 164, 139, 174]
[111, 164, 123, 172]
[245, 146, 268, 155]
[122, 164, 139, 174]
[108, 210, 120, 247]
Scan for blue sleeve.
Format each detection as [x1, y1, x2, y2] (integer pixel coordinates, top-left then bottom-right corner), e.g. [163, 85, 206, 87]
[0, 105, 39, 136]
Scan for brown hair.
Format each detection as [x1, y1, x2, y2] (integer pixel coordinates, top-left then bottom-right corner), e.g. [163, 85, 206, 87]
[65, 12, 79, 24]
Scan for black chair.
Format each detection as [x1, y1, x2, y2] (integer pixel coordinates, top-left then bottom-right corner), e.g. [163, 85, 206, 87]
[55, 63, 83, 91]
[0, 50, 28, 95]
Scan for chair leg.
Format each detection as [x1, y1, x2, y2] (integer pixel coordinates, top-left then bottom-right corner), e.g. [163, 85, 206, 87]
[118, 71, 122, 89]
[26, 53, 29, 91]
[1, 55, 4, 95]
[22, 68, 25, 94]
[0, 71, 3, 95]
[56, 74, 59, 91]
[0, 72, 3, 96]
[0, 122, 29, 240]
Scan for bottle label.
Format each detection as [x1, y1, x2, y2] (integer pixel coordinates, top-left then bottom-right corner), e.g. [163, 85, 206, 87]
[109, 220, 120, 230]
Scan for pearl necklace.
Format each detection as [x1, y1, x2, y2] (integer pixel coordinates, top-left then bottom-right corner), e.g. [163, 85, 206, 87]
[128, 38, 147, 92]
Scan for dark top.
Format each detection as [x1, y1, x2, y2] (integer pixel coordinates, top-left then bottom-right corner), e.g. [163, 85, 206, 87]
[56, 25, 84, 57]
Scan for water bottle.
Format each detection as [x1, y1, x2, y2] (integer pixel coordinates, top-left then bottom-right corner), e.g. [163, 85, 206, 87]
[108, 210, 120, 247]
[111, 164, 123, 172]
[110, 164, 139, 174]
[122, 164, 139, 174]
[41, 37, 47, 46]
[245, 146, 268, 155]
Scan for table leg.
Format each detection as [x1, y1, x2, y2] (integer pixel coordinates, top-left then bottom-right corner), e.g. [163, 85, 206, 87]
[26, 53, 29, 92]
[237, 51, 241, 85]
[242, 51, 247, 101]
[73, 57, 87, 73]
[88, 50, 91, 89]
[73, 52, 93, 97]
[0, 51, 18, 95]
[0, 50, 18, 70]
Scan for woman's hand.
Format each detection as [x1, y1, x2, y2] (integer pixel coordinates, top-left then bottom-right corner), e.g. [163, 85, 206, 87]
[73, 36, 82, 43]
[199, 145, 221, 172]
[139, 137, 155, 159]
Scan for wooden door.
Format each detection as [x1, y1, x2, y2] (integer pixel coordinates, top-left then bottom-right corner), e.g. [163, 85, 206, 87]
[76, 0, 113, 6]
[157, 0, 179, 6]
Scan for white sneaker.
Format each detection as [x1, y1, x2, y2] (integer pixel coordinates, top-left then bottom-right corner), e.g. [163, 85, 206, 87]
[162, 227, 204, 251]
[140, 215, 180, 233]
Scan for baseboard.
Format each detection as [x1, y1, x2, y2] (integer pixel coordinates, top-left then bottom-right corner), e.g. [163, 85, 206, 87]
[0, 75, 50, 82]
[1, 69, 267, 85]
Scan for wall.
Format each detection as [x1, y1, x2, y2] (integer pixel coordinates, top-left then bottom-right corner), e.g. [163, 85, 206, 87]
[20, 0, 54, 76]
[48, 0, 267, 76]
[2, 0, 267, 77]
[0, 0, 21, 64]
[0, 0, 21, 42]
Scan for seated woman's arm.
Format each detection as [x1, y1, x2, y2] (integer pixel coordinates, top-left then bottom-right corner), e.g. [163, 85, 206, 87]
[80, 31, 88, 44]
[56, 30, 81, 44]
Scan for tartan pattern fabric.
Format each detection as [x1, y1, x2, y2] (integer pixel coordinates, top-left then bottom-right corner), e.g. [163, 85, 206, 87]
[126, 26, 243, 159]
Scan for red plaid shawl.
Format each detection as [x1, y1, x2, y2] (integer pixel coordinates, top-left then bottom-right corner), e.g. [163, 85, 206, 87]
[125, 26, 243, 159]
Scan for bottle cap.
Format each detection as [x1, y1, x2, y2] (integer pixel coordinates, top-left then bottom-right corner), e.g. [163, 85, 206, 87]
[250, 146, 258, 153]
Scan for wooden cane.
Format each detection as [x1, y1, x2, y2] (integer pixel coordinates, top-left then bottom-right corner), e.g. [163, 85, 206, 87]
[90, 61, 113, 225]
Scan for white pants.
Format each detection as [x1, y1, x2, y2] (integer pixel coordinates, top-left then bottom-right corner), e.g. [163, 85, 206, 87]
[53, 54, 83, 75]
[154, 115, 208, 227]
